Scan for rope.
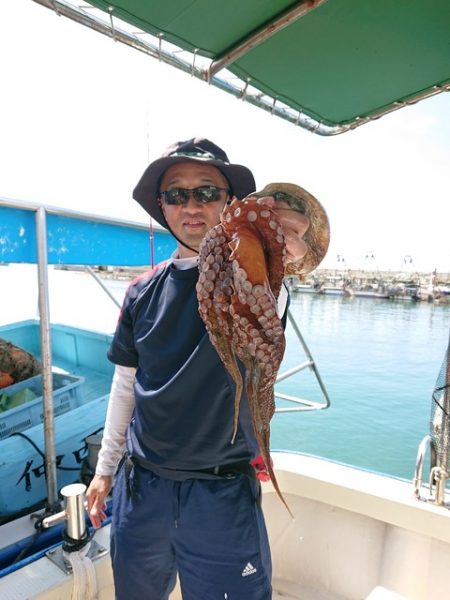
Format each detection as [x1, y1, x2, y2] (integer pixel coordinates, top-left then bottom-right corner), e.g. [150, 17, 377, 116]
[11, 503, 62, 564]
[10, 430, 101, 471]
[64, 542, 98, 600]
[433, 384, 450, 417]
[10, 431, 46, 459]
[62, 528, 94, 553]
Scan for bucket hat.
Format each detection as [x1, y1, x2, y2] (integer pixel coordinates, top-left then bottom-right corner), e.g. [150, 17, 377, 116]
[133, 137, 256, 228]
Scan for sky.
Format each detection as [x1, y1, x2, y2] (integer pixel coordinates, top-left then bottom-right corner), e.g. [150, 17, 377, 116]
[1, 1, 449, 273]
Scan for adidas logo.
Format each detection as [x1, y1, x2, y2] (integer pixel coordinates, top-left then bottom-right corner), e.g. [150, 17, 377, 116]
[241, 562, 257, 577]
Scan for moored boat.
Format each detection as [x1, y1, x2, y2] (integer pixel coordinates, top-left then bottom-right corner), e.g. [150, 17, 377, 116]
[0, 319, 113, 522]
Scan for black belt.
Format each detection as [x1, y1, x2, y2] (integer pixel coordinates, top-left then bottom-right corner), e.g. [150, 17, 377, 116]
[117, 453, 256, 485]
[193, 461, 256, 479]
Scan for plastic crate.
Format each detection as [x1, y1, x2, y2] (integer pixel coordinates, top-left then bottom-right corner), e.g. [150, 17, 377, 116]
[0, 372, 85, 440]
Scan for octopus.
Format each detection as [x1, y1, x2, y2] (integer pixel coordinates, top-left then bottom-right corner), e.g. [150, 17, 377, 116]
[0, 339, 42, 389]
[196, 182, 330, 516]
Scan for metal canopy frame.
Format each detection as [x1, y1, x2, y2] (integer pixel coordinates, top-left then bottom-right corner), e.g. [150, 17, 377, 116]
[207, 0, 328, 78]
[32, 0, 450, 136]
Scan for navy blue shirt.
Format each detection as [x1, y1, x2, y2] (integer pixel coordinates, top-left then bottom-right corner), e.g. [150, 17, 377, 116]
[108, 262, 258, 479]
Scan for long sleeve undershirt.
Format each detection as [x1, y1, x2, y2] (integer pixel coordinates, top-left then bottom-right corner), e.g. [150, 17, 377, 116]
[95, 254, 289, 476]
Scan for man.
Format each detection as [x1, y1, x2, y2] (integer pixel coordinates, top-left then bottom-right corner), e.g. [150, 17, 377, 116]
[86, 138, 310, 599]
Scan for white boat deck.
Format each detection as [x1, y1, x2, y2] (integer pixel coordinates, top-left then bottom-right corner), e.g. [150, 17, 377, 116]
[1, 452, 449, 600]
[266, 453, 450, 600]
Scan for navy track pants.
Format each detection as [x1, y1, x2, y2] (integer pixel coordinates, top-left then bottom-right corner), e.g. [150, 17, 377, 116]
[110, 461, 272, 600]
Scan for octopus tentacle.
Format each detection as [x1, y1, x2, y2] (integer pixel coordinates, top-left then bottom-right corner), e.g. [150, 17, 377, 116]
[197, 225, 244, 442]
[197, 183, 330, 517]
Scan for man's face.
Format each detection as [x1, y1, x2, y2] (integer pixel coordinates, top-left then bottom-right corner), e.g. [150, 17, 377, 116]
[159, 162, 230, 258]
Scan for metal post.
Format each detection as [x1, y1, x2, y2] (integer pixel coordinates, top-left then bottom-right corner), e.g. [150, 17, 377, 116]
[62, 483, 87, 540]
[44, 482, 108, 574]
[287, 310, 331, 408]
[86, 266, 121, 308]
[432, 467, 449, 506]
[413, 435, 436, 499]
[35, 206, 58, 508]
[41, 483, 87, 537]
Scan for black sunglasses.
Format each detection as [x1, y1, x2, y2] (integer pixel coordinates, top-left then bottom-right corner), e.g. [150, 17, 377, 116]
[159, 186, 230, 206]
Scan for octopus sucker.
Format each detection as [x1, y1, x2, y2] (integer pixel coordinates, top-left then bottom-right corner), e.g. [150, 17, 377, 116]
[197, 183, 330, 516]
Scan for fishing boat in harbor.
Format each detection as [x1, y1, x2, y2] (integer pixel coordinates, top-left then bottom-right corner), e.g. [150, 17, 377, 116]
[290, 272, 450, 302]
[0, 319, 111, 522]
[352, 285, 390, 299]
[1, 1, 450, 599]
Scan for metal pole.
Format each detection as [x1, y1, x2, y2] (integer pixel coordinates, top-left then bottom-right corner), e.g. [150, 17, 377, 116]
[287, 310, 331, 408]
[86, 266, 121, 308]
[413, 435, 435, 499]
[276, 360, 314, 383]
[208, 0, 329, 77]
[42, 483, 87, 538]
[36, 206, 58, 508]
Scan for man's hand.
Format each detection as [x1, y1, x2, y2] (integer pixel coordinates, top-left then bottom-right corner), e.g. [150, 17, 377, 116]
[256, 196, 310, 263]
[275, 199, 310, 263]
[86, 474, 113, 529]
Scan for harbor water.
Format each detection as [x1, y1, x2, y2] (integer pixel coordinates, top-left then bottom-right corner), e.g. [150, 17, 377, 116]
[274, 292, 449, 481]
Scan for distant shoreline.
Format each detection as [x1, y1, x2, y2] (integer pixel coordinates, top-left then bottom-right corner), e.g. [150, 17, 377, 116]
[52, 264, 450, 285]
[311, 268, 450, 283]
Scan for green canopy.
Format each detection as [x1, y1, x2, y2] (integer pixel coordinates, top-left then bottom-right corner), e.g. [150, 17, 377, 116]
[35, 0, 450, 134]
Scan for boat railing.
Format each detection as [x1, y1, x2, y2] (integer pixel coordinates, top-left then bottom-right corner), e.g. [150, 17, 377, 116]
[413, 336, 450, 506]
[413, 435, 437, 500]
[274, 310, 330, 412]
[413, 434, 450, 505]
[85, 266, 122, 309]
